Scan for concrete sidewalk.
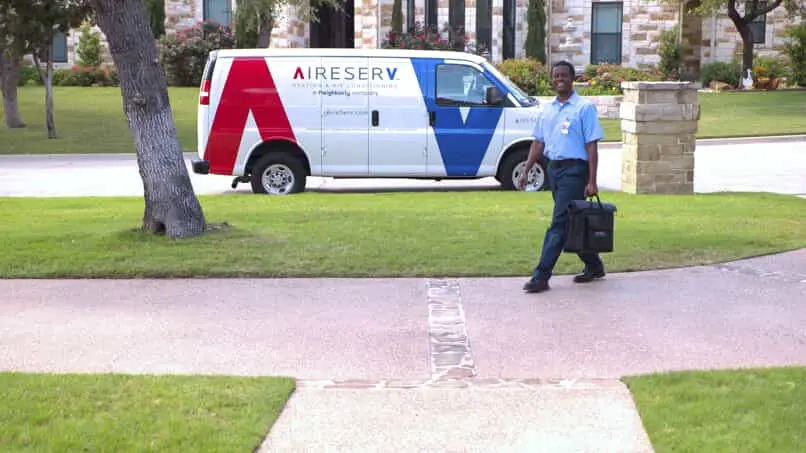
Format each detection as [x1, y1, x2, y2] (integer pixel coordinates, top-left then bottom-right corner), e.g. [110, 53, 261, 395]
[1, 249, 805, 452]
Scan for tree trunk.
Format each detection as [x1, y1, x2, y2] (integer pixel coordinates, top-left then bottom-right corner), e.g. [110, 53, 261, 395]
[0, 52, 26, 129]
[45, 48, 57, 139]
[257, 18, 274, 48]
[738, 21, 754, 73]
[89, 0, 206, 238]
[33, 47, 58, 139]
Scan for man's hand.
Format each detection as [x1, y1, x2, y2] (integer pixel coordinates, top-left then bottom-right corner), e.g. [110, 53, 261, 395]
[518, 168, 529, 190]
[584, 182, 598, 197]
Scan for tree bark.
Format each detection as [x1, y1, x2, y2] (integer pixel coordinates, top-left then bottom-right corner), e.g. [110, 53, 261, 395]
[739, 23, 755, 74]
[33, 47, 59, 139]
[89, 0, 206, 238]
[0, 52, 26, 129]
[257, 18, 274, 48]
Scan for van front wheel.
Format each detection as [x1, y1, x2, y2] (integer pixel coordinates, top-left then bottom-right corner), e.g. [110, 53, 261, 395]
[250, 154, 307, 195]
[499, 149, 547, 192]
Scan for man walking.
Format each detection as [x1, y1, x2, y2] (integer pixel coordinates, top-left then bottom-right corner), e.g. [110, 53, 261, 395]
[518, 61, 605, 294]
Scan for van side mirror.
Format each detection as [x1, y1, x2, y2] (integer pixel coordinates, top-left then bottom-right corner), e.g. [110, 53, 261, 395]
[486, 86, 505, 106]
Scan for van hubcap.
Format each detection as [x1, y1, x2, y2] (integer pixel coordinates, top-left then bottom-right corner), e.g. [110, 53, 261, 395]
[512, 162, 545, 191]
[261, 164, 295, 195]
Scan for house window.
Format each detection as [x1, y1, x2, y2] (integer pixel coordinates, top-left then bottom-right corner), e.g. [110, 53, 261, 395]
[203, 0, 232, 27]
[52, 31, 68, 63]
[590, 1, 623, 64]
[435, 64, 498, 107]
[476, 0, 492, 56]
[425, 0, 437, 30]
[502, 0, 516, 59]
[748, 0, 767, 44]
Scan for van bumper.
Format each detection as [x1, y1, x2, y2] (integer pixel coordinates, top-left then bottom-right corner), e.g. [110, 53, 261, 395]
[191, 158, 209, 175]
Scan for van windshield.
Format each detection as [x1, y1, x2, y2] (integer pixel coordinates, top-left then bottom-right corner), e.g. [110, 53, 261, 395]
[482, 61, 536, 107]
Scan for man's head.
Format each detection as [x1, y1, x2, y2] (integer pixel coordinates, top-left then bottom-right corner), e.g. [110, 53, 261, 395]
[551, 61, 575, 97]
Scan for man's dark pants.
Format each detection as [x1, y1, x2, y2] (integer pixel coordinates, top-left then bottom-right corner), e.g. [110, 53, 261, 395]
[531, 159, 603, 282]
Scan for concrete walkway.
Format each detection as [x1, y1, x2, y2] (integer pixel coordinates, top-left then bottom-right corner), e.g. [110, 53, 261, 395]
[1, 249, 805, 452]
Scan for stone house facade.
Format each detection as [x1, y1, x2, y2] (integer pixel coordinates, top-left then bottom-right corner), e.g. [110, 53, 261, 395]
[51, 0, 801, 77]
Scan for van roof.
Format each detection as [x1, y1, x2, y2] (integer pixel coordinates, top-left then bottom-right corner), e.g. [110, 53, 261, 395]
[212, 47, 489, 64]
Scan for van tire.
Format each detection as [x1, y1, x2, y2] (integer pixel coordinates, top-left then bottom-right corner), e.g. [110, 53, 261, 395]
[499, 148, 548, 192]
[250, 153, 307, 195]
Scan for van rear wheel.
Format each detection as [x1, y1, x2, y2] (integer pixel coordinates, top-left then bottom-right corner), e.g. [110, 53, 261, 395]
[250, 153, 307, 195]
[499, 148, 547, 192]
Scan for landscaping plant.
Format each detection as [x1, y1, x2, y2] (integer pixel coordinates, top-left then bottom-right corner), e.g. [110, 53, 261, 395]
[524, 0, 546, 62]
[783, 21, 806, 86]
[158, 21, 236, 87]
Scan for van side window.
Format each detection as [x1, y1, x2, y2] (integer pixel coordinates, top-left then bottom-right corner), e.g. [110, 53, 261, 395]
[435, 64, 498, 107]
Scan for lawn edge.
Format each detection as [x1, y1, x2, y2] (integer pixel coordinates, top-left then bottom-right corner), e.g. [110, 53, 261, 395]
[1, 245, 803, 280]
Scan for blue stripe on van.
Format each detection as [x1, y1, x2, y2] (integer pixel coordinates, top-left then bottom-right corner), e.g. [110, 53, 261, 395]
[410, 57, 503, 177]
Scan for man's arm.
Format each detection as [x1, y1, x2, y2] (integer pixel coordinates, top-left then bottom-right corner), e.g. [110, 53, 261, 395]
[581, 104, 605, 194]
[524, 139, 545, 172]
[585, 141, 598, 187]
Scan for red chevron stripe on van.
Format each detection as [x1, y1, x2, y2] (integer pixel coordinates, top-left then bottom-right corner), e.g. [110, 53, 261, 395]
[204, 57, 296, 175]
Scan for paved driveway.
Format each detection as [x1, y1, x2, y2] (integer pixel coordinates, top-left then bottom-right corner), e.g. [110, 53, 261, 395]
[1, 136, 804, 197]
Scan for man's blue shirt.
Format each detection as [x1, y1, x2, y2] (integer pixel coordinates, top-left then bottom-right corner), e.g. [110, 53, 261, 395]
[531, 91, 604, 161]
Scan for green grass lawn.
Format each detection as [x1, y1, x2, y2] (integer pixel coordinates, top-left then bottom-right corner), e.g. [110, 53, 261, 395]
[1, 191, 804, 278]
[625, 367, 806, 453]
[1, 87, 804, 155]
[0, 373, 295, 453]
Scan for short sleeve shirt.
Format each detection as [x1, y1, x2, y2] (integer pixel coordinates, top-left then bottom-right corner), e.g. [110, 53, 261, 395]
[531, 91, 604, 161]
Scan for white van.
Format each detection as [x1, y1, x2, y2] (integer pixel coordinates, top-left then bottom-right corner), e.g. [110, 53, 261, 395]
[191, 48, 549, 194]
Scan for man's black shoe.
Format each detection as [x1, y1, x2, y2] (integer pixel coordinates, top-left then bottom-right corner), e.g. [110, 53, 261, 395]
[573, 268, 606, 283]
[523, 278, 550, 293]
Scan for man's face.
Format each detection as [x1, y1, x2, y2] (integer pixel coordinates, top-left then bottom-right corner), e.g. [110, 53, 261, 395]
[552, 65, 573, 94]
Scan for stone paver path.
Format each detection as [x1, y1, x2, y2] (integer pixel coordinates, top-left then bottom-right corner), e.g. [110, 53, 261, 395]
[1, 249, 805, 452]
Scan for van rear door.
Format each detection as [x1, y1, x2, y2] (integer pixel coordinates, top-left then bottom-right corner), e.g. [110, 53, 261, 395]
[197, 51, 217, 160]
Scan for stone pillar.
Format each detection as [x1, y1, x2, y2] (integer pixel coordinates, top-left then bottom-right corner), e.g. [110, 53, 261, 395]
[619, 81, 701, 194]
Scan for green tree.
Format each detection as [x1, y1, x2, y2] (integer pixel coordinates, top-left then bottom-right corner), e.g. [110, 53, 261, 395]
[76, 20, 103, 67]
[391, 0, 403, 34]
[144, 0, 165, 38]
[0, 1, 37, 128]
[234, 0, 344, 48]
[1, 0, 93, 138]
[524, 0, 546, 62]
[677, 0, 805, 73]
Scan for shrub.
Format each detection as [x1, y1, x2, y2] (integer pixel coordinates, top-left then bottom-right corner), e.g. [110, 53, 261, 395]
[158, 21, 236, 86]
[782, 22, 806, 86]
[18, 64, 40, 86]
[50, 65, 119, 87]
[381, 22, 486, 55]
[752, 55, 789, 88]
[495, 57, 552, 95]
[76, 21, 104, 68]
[657, 24, 684, 80]
[584, 64, 661, 93]
[700, 61, 742, 88]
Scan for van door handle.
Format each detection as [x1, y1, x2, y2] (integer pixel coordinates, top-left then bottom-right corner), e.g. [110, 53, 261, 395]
[371, 110, 379, 127]
[429, 111, 436, 127]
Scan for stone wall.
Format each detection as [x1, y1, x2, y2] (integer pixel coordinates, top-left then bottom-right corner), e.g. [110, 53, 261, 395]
[269, 4, 308, 48]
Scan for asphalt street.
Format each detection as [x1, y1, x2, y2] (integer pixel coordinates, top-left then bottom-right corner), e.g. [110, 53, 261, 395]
[1, 135, 804, 197]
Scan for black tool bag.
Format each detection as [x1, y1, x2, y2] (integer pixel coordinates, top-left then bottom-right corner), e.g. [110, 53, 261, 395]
[563, 195, 618, 254]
